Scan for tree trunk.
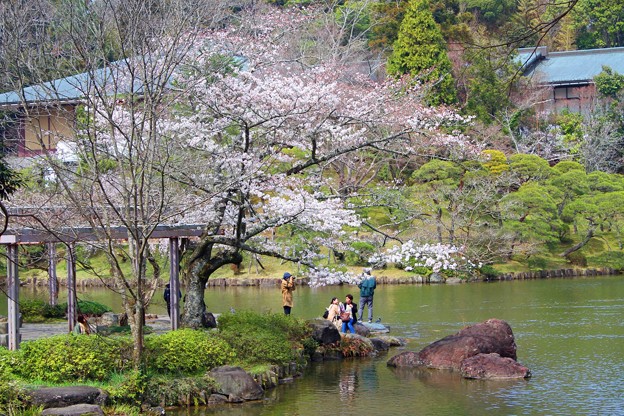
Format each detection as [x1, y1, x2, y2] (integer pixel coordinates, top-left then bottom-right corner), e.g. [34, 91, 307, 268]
[181, 248, 243, 329]
[436, 206, 443, 244]
[181, 274, 208, 329]
[124, 298, 145, 369]
[561, 226, 595, 257]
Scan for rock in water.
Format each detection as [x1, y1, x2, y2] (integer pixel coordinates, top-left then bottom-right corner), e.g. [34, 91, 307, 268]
[387, 318, 530, 379]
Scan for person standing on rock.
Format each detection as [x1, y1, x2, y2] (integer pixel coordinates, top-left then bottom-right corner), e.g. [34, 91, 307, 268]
[281, 272, 296, 315]
[358, 267, 377, 323]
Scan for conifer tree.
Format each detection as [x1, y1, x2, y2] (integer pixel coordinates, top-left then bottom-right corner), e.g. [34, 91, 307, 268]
[387, 0, 456, 105]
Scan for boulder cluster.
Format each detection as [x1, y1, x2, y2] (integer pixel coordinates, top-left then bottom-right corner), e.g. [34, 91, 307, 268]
[387, 318, 531, 380]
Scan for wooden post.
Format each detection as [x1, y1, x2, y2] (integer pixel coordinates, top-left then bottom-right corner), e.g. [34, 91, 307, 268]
[66, 243, 77, 332]
[169, 237, 180, 330]
[48, 243, 58, 306]
[7, 244, 20, 350]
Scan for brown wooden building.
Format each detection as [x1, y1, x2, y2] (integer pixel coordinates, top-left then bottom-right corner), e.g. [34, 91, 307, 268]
[0, 62, 132, 158]
[519, 46, 624, 115]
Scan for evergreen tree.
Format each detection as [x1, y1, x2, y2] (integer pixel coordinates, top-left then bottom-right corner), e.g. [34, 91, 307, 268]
[387, 0, 456, 106]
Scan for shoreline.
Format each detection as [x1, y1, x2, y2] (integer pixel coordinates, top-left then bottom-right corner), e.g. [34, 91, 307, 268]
[1, 266, 619, 288]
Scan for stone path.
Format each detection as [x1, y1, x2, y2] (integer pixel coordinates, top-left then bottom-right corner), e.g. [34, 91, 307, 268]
[21, 316, 173, 341]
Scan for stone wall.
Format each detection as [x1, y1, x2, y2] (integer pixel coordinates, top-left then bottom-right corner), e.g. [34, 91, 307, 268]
[494, 267, 617, 281]
[2, 267, 620, 290]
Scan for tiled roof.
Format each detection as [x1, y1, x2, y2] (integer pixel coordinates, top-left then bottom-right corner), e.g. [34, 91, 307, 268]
[521, 46, 624, 85]
[0, 60, 142, 106]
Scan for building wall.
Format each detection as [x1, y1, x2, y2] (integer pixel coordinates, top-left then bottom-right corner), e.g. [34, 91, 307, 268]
[21, 105, 75, 156]
[534, 83, 596, 116]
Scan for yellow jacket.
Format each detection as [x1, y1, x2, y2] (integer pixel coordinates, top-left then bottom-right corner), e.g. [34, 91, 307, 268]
[281, 277, 295, 307]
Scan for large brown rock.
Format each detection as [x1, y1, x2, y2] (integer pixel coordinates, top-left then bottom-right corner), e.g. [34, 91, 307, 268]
[388, 319, 519, 371]
[460, 353, 531, 379]
[208, 366, 264, 402]
[308, 319, 341, 345]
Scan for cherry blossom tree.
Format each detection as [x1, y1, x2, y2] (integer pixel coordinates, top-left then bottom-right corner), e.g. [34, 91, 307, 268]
[4, 1, 479, 342]
[155, 6, 479, 327]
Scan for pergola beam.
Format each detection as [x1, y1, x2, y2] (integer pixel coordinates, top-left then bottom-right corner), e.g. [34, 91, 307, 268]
[3, 224, 206, 348]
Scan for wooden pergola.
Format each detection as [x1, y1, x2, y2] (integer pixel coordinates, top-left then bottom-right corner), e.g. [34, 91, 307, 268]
[1, 224, 205, 350]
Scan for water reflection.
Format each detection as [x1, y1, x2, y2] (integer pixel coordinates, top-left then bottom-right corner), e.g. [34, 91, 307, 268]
[3, 275, 624, 415]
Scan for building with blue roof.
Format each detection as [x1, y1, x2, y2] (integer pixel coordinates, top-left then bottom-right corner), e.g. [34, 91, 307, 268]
[0, 60, 140, 157]
[519, 46, 624, 115]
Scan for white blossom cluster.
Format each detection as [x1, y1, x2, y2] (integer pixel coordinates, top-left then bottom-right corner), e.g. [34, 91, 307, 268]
[307, 267, 362, 288]
[369, 241, 480, 275]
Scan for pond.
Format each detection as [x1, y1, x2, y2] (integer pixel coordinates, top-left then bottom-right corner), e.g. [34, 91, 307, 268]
[3, 275, 624, 415]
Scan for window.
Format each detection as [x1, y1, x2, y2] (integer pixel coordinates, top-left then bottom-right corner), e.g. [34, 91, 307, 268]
[554, 86, 580, 100]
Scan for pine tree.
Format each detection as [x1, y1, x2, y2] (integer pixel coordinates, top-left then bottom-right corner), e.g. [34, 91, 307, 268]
[387, 0, 456, 105]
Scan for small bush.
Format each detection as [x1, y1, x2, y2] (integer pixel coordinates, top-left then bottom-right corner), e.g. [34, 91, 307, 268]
[144, 329, 235, 375]
[0, 348, 18, 379]
[589, 251, 624, 270]
[218, 311, 308, 366]
[17, 334, 132, 383]
[0, 375, 30, 414]
[106, 370, 148, 406]
[566, 251, 587, 267]
[19, 300, 65, 321]
[478, 264, 500, 279]
[218, 330, 293, 365]
[218, 311, 308, 342]
[142, 375, 218, 407]
[527, 256, 549, 271]
[20, 299, 111, 322]
[75, 300, 112, 316]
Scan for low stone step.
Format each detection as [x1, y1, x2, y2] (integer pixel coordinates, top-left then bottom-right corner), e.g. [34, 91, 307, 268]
[41, 404, 104, 416]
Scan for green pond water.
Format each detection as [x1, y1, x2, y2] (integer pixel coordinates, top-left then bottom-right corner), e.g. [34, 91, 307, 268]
[3, 275, 624, 415]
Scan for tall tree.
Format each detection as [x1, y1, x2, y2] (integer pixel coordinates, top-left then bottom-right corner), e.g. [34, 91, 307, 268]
[574, 0, 624, 48]
[386, 0, 457, 105]
[171, 6, 477, 328]
[2, 0, 232, 367]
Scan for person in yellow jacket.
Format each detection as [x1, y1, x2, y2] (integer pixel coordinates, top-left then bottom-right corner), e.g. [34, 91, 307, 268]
[281, 272, 296, 315]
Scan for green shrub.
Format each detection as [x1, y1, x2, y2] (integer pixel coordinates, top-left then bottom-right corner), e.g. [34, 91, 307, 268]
[218, 330, 293, 365]
[141, 375, 218, 407]
[218, 311, 308, 342]
[19, 300, 65, 321]
[0, 375, 30, 414]
[106, 369, 148, 406]
[589, 251, 624, 270]
[527, 256, 549, 271]
[144, 329, 235, 375]
[20, 299, 111, 322]
[218, 311, 308, 366]
[566, 251, 587, 267]
[75, 300, 112, 316]
[17, 334, 132, 383]
[478, 264, 500, 279]
[0, 348, 18, 379]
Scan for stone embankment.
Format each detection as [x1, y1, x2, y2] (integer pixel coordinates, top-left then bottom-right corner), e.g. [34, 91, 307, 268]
[2, 266, 620, 289]
[493, 267, 617, 281]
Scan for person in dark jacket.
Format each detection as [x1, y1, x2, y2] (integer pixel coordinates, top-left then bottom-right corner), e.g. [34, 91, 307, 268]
[164, 283, 182, 317]
[358, 268, 377, 323]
